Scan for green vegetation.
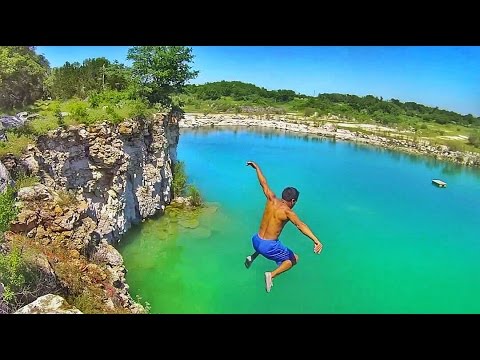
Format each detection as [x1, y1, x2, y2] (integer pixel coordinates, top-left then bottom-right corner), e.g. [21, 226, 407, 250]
[47, 58, 132, 100]
[172, 161, 187, 197]
[0, 187, 18, 234]
[172, 160, 203, 206]
[0, 246, 32, 303]
[13, 172, 40, 190]
[0, 241, 57, 313]
[468, 131, 480, 148]
[1, 46, 199, 157]
[56, 189, 79, 208]
[0, 248, 32, 304]
[187, 184, 203, 206]
[0, 132, 33, 157]
[183, 81, 480, 128]
[127, 46, 198, 108]
[0, 47, 49, 110]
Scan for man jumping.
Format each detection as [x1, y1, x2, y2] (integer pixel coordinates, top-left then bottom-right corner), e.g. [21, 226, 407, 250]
[244, 161, 323, 293]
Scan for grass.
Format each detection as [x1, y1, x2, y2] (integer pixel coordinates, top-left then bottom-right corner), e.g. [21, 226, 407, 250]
[56, 189, 79, 208]
[0, 133, 35, 157]
[0, 97, 156, 158]
[13, 173, 41, 189]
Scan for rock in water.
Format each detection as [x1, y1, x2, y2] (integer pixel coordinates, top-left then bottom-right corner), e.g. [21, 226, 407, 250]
[179, 218, 200, 229]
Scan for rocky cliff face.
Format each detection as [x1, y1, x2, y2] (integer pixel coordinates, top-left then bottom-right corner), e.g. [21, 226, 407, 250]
[19, 112, 180, 244]
[1, 112, 180, 313]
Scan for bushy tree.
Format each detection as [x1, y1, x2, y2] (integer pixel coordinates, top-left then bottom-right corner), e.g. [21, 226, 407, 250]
[0, 46, 50, 109]
[127, 46, 198, 107]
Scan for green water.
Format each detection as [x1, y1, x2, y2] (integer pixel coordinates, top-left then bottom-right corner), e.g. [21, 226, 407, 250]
[118, 127, 480, 313]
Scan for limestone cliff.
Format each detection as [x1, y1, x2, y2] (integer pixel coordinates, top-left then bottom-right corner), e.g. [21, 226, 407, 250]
[2, 112, 180, 313]
[20, 112, 180, 244]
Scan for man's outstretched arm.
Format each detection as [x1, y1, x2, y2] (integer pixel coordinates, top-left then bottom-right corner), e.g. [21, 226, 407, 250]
[286, 209, 323, 254]
[246, 161, 275, 200]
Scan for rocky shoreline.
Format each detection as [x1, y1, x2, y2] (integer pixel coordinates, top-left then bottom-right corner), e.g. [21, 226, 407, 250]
[180, 113, 480, 168]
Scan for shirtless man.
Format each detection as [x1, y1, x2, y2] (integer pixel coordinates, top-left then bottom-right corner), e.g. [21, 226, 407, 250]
[244, 161, 323, 292]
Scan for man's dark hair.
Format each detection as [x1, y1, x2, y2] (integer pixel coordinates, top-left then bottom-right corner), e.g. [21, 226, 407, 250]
[282, 187, 300, 202]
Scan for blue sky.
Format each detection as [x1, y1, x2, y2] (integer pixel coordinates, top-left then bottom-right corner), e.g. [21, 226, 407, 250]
[36, 46, 480, 116]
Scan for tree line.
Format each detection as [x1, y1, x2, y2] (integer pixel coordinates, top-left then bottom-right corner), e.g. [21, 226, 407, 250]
[0, 46, 198, 111]
[186, 81, 480, 127]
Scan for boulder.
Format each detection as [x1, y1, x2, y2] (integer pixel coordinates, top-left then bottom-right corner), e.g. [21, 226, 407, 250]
[14, 294, 82, 314]
[17, 184, 53, 202]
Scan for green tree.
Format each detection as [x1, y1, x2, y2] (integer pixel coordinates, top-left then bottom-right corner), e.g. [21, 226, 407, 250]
[47, 61, 83, 99]
[127, 46, 198, 107]
[0, 46, 50, 109]
[47, 58, 134, 100]
[105, 61, 132, 91]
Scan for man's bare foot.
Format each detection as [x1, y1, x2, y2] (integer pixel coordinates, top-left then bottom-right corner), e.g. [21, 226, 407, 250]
[244, 255, 253, 269]
[265, 272, 273, 293]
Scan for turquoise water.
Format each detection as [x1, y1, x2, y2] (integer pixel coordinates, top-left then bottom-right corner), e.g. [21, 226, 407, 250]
[119, 127, 480, 313]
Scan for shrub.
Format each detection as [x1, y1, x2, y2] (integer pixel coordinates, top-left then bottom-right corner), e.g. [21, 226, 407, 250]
[56, 189, 79, 208]
[105, 106, 123, 124]
[126, 99, 149, 118]
[187, 184, 202, 207]
[46, 100, 62, 112]
[50, 103, 65, 127]
[0, 246, 32, 303]
[468, 133, 480, 148]
[304, 107, 315, 117]
[0, 187, 18, 233]
[88, 92, 101, 108]
[72, 291, 105, 314]
[0, 132, 34, 157]
[172, 161, 187, 197]
[67, 101, 89, 122]
[0, 242, 59, 313]
[13, 172, 40, 190]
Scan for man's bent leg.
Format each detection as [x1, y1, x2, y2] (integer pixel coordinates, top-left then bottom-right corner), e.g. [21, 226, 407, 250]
[245, 251, 260, 269]
[265, 253, 299, 292]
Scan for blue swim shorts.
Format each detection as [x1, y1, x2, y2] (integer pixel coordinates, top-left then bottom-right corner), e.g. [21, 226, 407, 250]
[252, 233, 295, 266]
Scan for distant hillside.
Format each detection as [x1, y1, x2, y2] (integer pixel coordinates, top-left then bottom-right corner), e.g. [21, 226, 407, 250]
[184, 81, 480, 127]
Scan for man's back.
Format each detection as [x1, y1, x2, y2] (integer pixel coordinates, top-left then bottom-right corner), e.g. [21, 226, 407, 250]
[258, 197, 290, 240]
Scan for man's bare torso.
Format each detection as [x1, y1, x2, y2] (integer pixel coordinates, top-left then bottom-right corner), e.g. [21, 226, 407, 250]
[257, 197, 290, 240]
